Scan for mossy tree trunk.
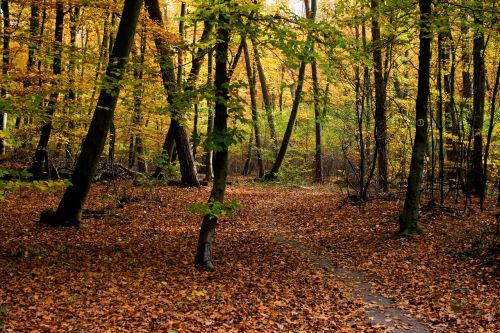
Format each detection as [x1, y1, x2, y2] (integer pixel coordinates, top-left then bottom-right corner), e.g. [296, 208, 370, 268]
[398, 0, 432, 236]
[50, 0, 143, 226]
[195, 2, 230, 270]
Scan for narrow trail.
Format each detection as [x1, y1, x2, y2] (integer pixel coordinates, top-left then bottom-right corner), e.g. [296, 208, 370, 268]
[249, 193, 432, 332]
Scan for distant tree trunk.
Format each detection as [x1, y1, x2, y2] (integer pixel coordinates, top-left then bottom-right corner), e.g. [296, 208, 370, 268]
[145, 0, 199, 187]
[50, 0, 143, 226]
[152, 123, 175, 178]
[480, 63, 499, 210]
[398, 0, 432, 235]
[31, 1, 64, 180]
[0, 0, 10, 155]
[371, 0, 389, 191]
[195, 3, 231, 269]
[243, 38, 264, 178]
[242, 129, 253, 176]
[470, 3, 485, 196]
[265, 0, 316, 180]
[108, 6, 118, 167]
[131, 30, 147, 173]
[204, 50, 215, 181]
[177, 2, 186, 85]
[437, 32, 445, 206]
[251, 39, 278, 151]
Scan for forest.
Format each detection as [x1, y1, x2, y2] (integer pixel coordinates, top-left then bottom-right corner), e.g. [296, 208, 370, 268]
[0, 0, 498, 331]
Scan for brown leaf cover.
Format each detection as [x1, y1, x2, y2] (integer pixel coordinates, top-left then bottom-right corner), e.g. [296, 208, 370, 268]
[0, 181, 498, 332]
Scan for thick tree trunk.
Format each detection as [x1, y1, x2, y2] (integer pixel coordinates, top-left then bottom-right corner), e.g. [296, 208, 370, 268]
[50, 0, 143, 226]
[470, 4, 485, 196]
[145, 0, 199, 187]
[31, 1, 64, 179]
[398, 0, 432, 235]
[243, 38, 265, 178]
[153, 122, 175, 178]
[371, 0, 389, 191]
[251, 39, 278, 151]
[195, 4, 231, 270]
[0, 0, 10, 155]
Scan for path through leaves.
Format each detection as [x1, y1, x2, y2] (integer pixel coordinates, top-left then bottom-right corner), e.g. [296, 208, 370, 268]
[0, 181, 498, 332]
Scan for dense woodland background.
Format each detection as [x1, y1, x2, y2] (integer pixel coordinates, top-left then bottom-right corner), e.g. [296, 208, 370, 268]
[0, 0, 499, 330]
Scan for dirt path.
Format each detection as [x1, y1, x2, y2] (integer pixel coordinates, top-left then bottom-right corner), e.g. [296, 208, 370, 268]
[248, 192, 432, 332]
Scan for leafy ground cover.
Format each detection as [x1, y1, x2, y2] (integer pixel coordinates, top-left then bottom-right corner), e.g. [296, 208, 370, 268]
[0, 181, 498, 332]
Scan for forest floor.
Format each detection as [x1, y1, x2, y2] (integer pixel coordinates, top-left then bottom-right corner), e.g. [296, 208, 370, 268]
[0, 179, 498, 332]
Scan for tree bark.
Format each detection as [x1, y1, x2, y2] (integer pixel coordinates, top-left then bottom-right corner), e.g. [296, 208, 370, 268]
[398, 0, 432, 235]
[51, 0, 143, 226]
[243, 38, 264, 178]
[0, 0, 10, 155]
[204, 50, 215, 181]
[251, 39, 278, 151]
[371, 0, 389, 191]
[145, 0, 199, 187]
[470, 2, 485, 196]
[195, 2, 231, 270]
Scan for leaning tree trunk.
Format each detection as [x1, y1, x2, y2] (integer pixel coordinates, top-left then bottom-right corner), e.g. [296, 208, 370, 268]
[243, 38, 264, 178]
[371, 0, 389, 192]
[265, 0, 316, 180]
[48, 0, 143, 226]
[251, 38, 278, 151]
[195, 2, 231, 270]
[398, 0, 432, 236]
[145, 0, 199, 187]
[31, 1, 64, 179]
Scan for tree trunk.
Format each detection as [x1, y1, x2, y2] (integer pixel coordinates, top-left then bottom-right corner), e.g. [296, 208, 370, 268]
[31, 1, 64, 180]
[50, 0, 143, 226]
[470, 3, 485, 196]
[371, 0, 389, 191]
[251, 39, 278, 151]
[398, 0, 432, 235]
[132, 29, 147, 173]
[243, 38, 265, 178]
[195, 3, 231, 270]
[145, 0, 199, 187]
[0, 0, 10, 155]
[204, 50, 215, 181]
[265, 0, 316, 180]
[312, 56, 323, 183]
[480, 63, 499, 210]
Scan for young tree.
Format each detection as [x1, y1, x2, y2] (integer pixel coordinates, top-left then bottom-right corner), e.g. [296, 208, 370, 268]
[195, 0, 231, 270]
[45, 0, 143, 226]
[398, 0, 432, 235]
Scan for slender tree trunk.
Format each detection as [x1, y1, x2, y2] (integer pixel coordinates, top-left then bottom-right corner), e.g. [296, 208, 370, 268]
[50, 0, 143, 226]
[31, 1, 64, 179]
[0, 0, 10, 155]
[480, 63, 499, 210]
[243, 38, 264, 178]
[470, 3, 486, 196]
[145, 0, 199, 186]
[437, 33, 445, 205]
[131, 29, 147, 172]
[204, 50, 215, 181]
[251, 39, 278, 151]
[195, 3, 231, 269]
[398, 0, 432, 235]
[265, 0, 316, 180]
[242, 129, 253, 176]
[371, 0, 389, 191]
[311, 54, 323, 182]
[108, 6, 118, 167]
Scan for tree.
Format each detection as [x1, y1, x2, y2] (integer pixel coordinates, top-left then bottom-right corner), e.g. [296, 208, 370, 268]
[145, 0, 199, 187]
[195, 0, 231, 270]
[0, 0, 10, 155]
[371, 0, 389, 191]
[398, 0, 432, 235]
[45, 0, 143, 226]
[30, 1, 64, 180]
[265, 0, 317, 180]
